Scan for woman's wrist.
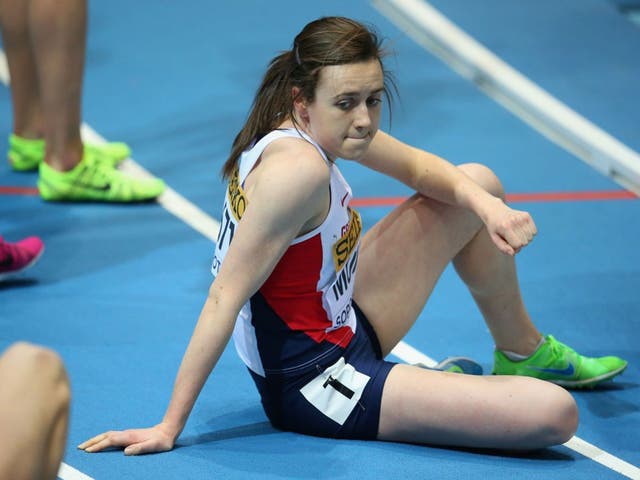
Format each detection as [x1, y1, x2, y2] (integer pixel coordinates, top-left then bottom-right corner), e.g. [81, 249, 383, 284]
[159, 418, 184, 441]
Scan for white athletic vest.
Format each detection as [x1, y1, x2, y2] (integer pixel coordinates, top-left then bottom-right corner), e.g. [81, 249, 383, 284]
[212, 129, 361, 376]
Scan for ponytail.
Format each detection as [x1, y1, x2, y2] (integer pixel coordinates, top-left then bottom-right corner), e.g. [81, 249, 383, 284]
[221, 51, 298, 178]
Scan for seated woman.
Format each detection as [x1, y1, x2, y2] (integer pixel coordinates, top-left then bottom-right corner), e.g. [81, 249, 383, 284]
[79, 16, 627, 455]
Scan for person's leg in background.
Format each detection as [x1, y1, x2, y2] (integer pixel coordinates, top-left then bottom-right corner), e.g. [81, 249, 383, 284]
[0, 0, 164, 202]
[0, 342, 71, 480]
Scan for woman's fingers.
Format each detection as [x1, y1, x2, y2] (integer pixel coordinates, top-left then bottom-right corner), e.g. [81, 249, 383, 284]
[78, 427, 174, 455]
[124, 437, 173, 456]
[78, 430, 129, 452]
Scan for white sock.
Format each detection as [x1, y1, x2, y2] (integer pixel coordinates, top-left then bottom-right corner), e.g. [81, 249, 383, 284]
[501, 336, 546, 361]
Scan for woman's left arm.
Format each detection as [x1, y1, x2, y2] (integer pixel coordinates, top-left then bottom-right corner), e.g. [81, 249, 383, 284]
[359, 131, 537, 255]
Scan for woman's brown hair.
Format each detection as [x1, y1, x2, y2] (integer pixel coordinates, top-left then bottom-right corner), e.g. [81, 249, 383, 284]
[221, 16, 394, 178]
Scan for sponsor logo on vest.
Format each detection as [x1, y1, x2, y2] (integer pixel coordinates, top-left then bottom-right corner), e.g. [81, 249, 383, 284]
[227, 168, 247, 221]
[332, 208, 362, 271]
[331, 250, 358, 302]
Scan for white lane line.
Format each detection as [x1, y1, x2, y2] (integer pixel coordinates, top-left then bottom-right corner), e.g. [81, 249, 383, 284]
[370, 0, 640, 195]
[80, 125, 220, 242]
[390, 339, 436, 367]
[58, 462, 95, 480]
[566, 437, 640, 480]
[0, 50, 9, 84]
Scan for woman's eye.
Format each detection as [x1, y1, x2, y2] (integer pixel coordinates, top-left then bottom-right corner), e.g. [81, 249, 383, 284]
[367, 97, 382, 107]
[336, 100, 352, 110]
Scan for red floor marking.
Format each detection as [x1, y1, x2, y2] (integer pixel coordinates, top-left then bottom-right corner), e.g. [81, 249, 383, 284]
[350, 190, 637, 207]
[0, 185, 39, 196]
[1, 185, 637, 203]
[506, 190, 637, 202]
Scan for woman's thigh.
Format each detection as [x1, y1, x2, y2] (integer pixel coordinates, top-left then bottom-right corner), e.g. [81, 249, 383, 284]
[353, 163, 508, 356]
[353, 191, 482, 356]
[378, 364, 578, 450]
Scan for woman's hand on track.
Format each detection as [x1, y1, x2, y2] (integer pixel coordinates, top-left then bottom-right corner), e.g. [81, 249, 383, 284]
[78, 423, 176, 456]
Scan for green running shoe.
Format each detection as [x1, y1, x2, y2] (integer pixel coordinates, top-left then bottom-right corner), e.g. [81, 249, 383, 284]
[8, 133, 131, 171]
[8, 135, 45, 171]
[38, 150, 164, 202]
[493, 334, 627, 389]
[85, 142, 131, 165]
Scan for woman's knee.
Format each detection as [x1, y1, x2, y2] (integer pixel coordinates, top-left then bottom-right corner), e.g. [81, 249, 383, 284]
[551, 388, 579, 443]
[458, 163, 505, 200]
[4, 342, 71, 408]
[533, 384, 579, 447]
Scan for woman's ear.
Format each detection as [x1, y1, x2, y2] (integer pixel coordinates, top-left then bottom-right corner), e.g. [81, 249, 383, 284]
[292, 87, 309, 122]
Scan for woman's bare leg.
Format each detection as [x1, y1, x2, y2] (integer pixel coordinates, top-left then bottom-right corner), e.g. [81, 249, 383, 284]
[355, 163, 541, 355]
[0, 342, 71, 480]
[379, 365, 576, 449]
[0, 0, 86, 170]
[353, 163, 577, 448]
[0, 0, 43, 138]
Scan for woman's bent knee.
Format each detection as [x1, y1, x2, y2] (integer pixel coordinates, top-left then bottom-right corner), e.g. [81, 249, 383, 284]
[521, 382, 578, 448]
[458, 163, 505, 200]
[2, 342, 71, 408]
[540, 386, 579, 446]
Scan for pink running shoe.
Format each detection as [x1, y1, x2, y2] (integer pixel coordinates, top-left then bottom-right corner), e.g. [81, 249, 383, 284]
[0, 235, 45, 281]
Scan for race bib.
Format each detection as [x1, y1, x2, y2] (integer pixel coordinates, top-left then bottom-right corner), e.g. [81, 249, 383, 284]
[300, 357, 370, 425]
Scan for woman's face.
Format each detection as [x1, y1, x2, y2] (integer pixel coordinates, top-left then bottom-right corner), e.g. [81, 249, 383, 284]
[297, 59, 384, 161]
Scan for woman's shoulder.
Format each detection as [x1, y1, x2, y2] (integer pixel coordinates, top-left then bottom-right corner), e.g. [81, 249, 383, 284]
[261, 134, 330, 180]
[243, 135, 331, 228]
[242, 134, 330, 207]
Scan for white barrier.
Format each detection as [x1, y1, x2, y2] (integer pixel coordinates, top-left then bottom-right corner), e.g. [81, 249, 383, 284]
[371, 0, 640, 194]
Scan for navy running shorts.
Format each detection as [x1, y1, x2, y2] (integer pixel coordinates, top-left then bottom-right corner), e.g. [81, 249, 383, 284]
[248, 302, 397, 440]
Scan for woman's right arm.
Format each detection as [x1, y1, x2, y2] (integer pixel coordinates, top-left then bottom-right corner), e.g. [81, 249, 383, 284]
[78, 139, 330, 455]
[77, 282, 242, 455]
